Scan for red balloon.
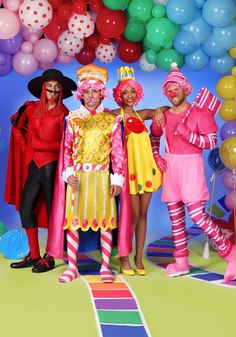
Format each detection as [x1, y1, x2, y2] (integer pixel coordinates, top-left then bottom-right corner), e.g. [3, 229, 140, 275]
[63, 0, 73, 4]
[113, 35, 125, 45]
[118, 39, 142, 63]
[96, 8, 127, 38]
[216, 217, 235, 244]
[43, 12, 68, 42]
[76, 44, 96, 65]
[48, 0, 63, 10]
[87, 33, 101, 49]
[72, 0, 87, 14]
[100, 36, 111, 44]
[58, 5, 72, 21]
[126, 117, 144, 134]
[89, 0, 104, 14]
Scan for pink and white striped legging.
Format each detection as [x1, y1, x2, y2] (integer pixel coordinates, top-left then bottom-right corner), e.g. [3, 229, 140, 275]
[167, 201, 230, 254]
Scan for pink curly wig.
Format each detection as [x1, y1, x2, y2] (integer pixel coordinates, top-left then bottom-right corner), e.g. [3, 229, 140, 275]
[72, 80, 109, 100]
[162, 79, 192, 96]
[113, 79, 144, 107]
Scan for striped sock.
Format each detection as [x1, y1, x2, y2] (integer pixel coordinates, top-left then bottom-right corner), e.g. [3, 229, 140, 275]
[100, 229, 113, 283]
[59, 229, 79, 283]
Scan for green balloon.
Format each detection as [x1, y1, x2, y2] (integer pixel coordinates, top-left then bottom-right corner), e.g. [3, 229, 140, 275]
[152, 5, 166, 18]
[127, 0, 154, 22]
[143, 37, 162, 52]
[146, 49, 157, 64]
[124, 19, 146, 42]
[146, 17, 176, 47]
[156, 48, 182, 72]
[163, 41, 173, 49]
[103, 0, 131, 10]
[0, 221, 6, 237]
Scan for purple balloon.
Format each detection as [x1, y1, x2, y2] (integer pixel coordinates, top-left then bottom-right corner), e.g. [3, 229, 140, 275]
[220, 121, 236, 140]
[0, 32, 23, 54]
[225, 190, 236, 211]
[222, 169, 236, 189]
[0, 51, 12, 76]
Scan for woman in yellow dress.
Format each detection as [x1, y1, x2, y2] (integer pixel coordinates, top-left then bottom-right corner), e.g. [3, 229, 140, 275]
[112, 66, 166, 275]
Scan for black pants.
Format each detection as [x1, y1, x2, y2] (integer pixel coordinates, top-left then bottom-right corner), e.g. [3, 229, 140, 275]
[19, 161, 57, 228]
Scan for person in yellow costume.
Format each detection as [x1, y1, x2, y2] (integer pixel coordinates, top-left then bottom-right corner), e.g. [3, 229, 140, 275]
[112, 66, 167, 275]
[48, 64, 126, 283]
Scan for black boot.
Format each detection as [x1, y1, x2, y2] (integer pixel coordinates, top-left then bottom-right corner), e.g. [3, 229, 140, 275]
[10, 254, 41, 269]
[32, 253, 55, 273]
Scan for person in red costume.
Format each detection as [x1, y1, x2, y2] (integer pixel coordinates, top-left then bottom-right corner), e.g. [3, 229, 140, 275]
[150, 63, 236, 282]
[5, 69, 77, 273]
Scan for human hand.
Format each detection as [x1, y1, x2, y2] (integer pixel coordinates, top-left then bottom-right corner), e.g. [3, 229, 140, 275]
[67, 175, 80, 189]
[153, 109, 165, 127]
[175, 121, 190, 137]
[154, 155, 167, 173]
[110, 185, 121, 197]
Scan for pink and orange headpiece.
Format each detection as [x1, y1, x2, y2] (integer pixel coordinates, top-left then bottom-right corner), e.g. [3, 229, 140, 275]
[73, 64, 109, 100]
[162, 62, 192, 96]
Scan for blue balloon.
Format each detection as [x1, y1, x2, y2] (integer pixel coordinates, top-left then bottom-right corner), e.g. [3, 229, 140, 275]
[182, 9, 212, 45]
[202, 33, 227, 57]
[0, 32, 23, 55]
[174, 30, 198, 55]
[213, 22, 236, 50]
[0, 51, 12, 76]
[220, 122, 236, 140]
[202, 0, 235, 27]
[166, 0, 195, 24]
[194, 0, 206, 8]
[210, 53, 234, 74]
[185, 47, 209, 70]
[208, 147, 225, 172]
[0, 230, 29, 260]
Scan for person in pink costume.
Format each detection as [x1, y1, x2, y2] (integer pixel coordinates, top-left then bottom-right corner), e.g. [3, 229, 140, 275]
[150, 62, 236, 281]
[47, 64, 131, 283]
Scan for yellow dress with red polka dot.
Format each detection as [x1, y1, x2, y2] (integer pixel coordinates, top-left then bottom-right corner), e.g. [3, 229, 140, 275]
[122, 109, 162, 195]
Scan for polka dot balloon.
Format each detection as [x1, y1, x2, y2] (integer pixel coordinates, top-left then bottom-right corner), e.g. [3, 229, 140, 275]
[19, 0, 53, 29]
[95, 42, 116, 64]
[68, 12, 95, 39]
[58, 30, 84, 56]
[139, 52, 157, 72]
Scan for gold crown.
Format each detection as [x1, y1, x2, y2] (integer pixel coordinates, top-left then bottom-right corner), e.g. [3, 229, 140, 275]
[77, 64, 108, 85]
[117, 66, 135, 81]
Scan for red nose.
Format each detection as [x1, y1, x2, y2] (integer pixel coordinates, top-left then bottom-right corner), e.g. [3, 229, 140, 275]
[168, 92, 177, 98]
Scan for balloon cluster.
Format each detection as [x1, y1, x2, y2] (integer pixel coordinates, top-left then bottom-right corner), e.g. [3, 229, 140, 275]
[216, 66, 236, 216]
[0, 0, 235, 76]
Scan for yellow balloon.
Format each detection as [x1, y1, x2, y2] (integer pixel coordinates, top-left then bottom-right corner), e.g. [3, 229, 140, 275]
[220, 137, 236, 171]
[232, 66, 236, 76]
[219, 100, 236, 121]
[216, 75, 236, 100]
[229, 47, 236, 59]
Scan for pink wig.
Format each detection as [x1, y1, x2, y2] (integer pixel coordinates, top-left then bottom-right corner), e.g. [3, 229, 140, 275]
[72, 80, 109, 100]
[162, 79, 192, 96]
[113, 79, 144, 107]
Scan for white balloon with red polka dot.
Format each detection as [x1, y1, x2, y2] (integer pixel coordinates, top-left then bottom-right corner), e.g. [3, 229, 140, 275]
[139, 52, 157, 72]
[58, 30, 84, 57]
[19, 0, 52, 29]
[95, 43, 116, 64]
[68, 12, 95, 39]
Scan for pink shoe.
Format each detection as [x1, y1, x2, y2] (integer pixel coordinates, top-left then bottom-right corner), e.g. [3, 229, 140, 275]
[58, 267, 78, 283]
[166, 251, 190, 277]
[219, 243, 236, 282]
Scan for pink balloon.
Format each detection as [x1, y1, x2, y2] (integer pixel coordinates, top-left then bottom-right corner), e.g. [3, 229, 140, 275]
[222, 170, 236, 189]
[56, 50, 74, 64]
[39, 61, 55, 70]
[33, 38, 58, 63]
[0, 8, 20, 39]
[20, 25, 43, 41]
[12, 51, 38, 75]
[21, 41, 33, 54]
[3, 0, 20, 11]
[225, 190, 236, 211]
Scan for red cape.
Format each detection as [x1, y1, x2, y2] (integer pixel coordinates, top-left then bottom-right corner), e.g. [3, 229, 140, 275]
[4, 102, 48, 228]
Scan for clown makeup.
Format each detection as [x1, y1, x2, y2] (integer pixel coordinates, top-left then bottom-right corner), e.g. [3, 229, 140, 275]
[82, 87, 102, 111]
[166, 84, 186, 106]
[122, 85, 137, 107]
[46, 81, 61, 105]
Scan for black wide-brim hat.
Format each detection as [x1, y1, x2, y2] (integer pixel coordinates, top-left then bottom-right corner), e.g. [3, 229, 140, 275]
[28, 69, 77, 99]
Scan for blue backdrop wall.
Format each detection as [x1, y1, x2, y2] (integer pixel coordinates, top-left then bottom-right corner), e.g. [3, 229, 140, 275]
[0, 59, 228, 244]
